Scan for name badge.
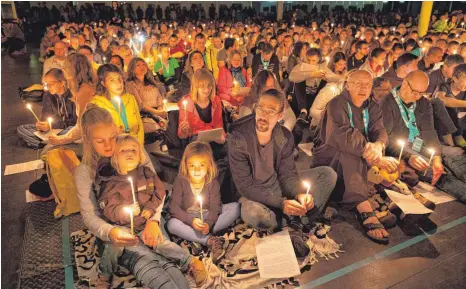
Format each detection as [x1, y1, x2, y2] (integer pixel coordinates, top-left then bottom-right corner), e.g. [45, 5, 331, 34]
[412, 137, 423, 153]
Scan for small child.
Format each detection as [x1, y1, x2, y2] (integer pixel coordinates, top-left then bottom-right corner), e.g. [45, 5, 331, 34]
[97, 134, 206, 288]
[167, 141, 240, 264]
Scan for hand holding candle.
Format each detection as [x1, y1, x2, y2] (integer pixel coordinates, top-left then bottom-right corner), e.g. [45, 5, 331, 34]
[196, 195, 204, 223]
[26, 104, 40, 122]
[397, 140, 405, 163]
[124, 207, 135, 235]
[423, 148, 435, 176]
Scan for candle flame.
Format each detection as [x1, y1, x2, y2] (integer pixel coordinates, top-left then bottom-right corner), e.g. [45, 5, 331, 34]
[47, 117, 53, 123]
[428, 148, 435, 155]
[182, 100, 188, 107]
[397, 139, 405, 147]
[128, 177, 132, 182]
[26, 103, 32, 110]
[196, 195, 202, 204]
[303, 181, 311, 190]
[124, 207, 132, 214]
[163, 99, 167, 104]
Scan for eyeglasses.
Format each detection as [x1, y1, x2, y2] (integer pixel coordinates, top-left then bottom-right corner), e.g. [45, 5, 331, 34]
[405, 80, 425, 96]
[253, 104, 280, 117]
[44, 80, 61, 87]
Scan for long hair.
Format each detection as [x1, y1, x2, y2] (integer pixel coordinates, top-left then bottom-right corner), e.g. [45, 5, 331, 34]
[184, 50, 205, 77]
[248, 70, 281, 105]
[110, 134, 146, 175]
[66, 53, 96, 93]
[81, 104, 116, 179]
[95, 64, 125, 96]
[126, 58, 157, 86]
[190, 69, 216, 102]
[179, 141, 218, 184]
[329, 52, 347, 72]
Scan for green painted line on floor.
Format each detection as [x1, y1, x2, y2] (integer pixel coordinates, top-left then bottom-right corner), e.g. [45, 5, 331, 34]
[61, 217, 73, 289]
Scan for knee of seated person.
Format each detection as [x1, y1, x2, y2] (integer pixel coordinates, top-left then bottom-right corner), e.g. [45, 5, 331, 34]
[241, 207, 277, 230]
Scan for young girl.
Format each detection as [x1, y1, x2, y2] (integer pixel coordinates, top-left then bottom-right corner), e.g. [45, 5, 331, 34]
[97, 134, 207, 288]
[153, 43, 181, 86]
[167, 142, 240, 264]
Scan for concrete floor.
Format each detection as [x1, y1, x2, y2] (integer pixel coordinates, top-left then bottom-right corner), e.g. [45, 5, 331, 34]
[2, 50, 466, 289]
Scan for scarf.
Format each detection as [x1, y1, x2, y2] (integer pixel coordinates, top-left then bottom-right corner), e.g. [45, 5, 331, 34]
[230, 66, 246, 87]
[392, 88, 420, 142]
[111, 98, 130, 133]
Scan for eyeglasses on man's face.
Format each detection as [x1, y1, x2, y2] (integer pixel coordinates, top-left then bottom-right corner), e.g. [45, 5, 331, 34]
[253, 104, 280, 117]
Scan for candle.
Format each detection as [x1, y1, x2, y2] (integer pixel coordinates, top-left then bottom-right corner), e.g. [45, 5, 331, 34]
[375, 36, 379, 40]
[453, 49, 457, 54]
[196, 195, 204, 223]
[124, 207, 134, 235]
[128, 177, 137, 203]
[163, 99, 167, 111]
[158, 54, 162, 59]
[397, 140, 405, 162]
[182, 99, 188, 120]
[325, 56, 330, 64]
[331, 23, 334, 27]
[303, 181, 311, 196]
[113, 34, 117, 37]
[43, 82, 49, 91]
[184, 41, 187, 46]
[113, 96, 121, 116]
[341, 40, 344, 46]
[47, 117, 53, 131]
[103, 56, 107, 63]
[401, 37, 405, 42]
[330, 84, 337, 94]
[188, 35, 192, 39]
[419, 40, 423, 44]
[424, 149, 435, 176]
[26, 104, 40, 122]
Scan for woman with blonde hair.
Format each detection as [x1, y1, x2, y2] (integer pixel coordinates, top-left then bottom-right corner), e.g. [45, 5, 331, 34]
[89, 64, 145, 144]
[217, 49, 252, 106]
[172, 50, 209, 102]
[75, 105, 191, 289]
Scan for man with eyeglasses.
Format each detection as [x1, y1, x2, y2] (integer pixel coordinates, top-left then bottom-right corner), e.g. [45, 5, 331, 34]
[312, 70, 397, 244]
[380, 71, 465, 203]
[228, 88, 337, 257]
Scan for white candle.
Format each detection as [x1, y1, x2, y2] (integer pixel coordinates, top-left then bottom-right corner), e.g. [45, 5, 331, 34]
[197, 195, 204, 223]
[103, 56, 107, 63]
[163, 99, 167, 111]
[26, 104, 40, 122]
[424, 149, 435, 176]
[325, 56, 330, 64]
[47, 117, 53, 131]
[182, 99, 188, 120]
[128, 177, 137, 203]
[113, 96, 121, 116]
[303, 181, 311, 196]
[397, 140, 405, 162]
[124, 207, 134, 235]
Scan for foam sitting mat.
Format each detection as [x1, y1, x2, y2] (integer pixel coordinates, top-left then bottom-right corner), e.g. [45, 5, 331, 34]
[71, 223, 344, 289]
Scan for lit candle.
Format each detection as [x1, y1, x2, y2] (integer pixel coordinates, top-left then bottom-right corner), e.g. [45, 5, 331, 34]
[188, 35, 192, 39]
[184, 41, 187, 46]
[453, 49, 457, 54]
[47, 117, 53, 131]
[419, 40, 423, 44]
[375, 36, 379, 40]
[331, 23, 334, 27]
[330, 84, 337, 94]
[424, 149, 435, 176]
[124, 207, 134, 235]
[43, 82, 49, 91]
[103, 56, 107, 63]
[113, 96, 121, 116]
[325, 56, 330, 64]
[113, 34, 117, 37]
[196, 195, 204, 223]
[401, 37, 405, 42]
[182, 99, 188, 120]
[158, 54, 162, 59]
[341, 40, 344, 46]
[303, 181, 311, 196]
[163, 99, 167, 111]
[462, 22, 465, 28]
[128, 177, 137, 204]
[26, 104, 40, 122]
[397, 140, 405, 162]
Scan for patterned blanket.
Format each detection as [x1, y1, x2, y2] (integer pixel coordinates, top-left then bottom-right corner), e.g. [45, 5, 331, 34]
[71, 223, 343, 289]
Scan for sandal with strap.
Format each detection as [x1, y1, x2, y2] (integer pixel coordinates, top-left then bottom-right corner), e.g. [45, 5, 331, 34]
[357, 211, 389, 245]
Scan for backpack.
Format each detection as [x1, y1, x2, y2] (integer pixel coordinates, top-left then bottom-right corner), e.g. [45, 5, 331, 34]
[18, 86, 44, 102]
[46, 148, 81, 218]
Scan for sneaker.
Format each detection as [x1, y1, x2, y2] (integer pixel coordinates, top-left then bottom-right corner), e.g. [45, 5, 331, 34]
[289, 231, 310, 258]
[297, 111, 309, 124]
[454, 136, 466, 148]
[207, 236, 225, 264]
[188, 257, 207, 287]
[95, 273, 111, 289]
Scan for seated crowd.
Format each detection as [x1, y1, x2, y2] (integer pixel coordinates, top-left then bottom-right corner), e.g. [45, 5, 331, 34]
[16, 7, 466, 289]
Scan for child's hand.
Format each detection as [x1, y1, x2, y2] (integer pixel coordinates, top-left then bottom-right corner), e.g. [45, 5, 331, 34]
[192, 218, 208, 233]
[141, 209, 153, 219]
[129, 202, 141, 216]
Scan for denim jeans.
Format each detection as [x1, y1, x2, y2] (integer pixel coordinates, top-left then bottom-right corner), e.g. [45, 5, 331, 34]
[239, 167, 337, 230]
[99, 219, 191, 289]
[167, 202, 240, 245]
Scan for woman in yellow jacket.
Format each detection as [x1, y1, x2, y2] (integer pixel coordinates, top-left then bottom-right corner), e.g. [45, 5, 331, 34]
[90, 64, 145, 145]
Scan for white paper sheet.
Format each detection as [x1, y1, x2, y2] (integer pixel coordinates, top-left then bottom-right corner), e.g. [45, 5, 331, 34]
[298, 143, 314, 157]
[165, 103, 180, 112]
[414, 182, 456, 204]
[255, 229, 301, 279]
[33, 129, 63, 142]
[4, 160, 44, 176]
[197, 128, 224, 143]
[385, 189, 433, 215]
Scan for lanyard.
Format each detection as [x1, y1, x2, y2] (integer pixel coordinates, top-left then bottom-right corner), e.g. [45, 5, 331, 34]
[261, 58, 269, 70]
[347, 102, 369, 136]
[392, 89, 420, 142]
[111, 98, 129, 133]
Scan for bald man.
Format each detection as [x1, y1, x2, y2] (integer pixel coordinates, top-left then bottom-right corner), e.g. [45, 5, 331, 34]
[380, 71, 466, 203]
[418, 46, 444, 74]
[42, 41, 68, 76]
[313, 70, 396, 244]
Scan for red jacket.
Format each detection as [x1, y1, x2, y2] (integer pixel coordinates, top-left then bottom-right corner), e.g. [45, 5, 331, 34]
[177, 94, 224, 137]
[217, 66, 251, 106]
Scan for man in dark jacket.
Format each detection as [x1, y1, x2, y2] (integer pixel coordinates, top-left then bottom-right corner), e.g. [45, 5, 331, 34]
[382, 53, 418, 88]
[251, 43, 281, 81]
[228, 89, 336, 253]
[312, 70, 396, 244]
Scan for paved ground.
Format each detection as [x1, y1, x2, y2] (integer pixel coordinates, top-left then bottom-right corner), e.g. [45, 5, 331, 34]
[2, 49, 466, 289]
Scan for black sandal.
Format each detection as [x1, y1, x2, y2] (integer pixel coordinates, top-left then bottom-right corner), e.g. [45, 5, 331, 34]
[357, 211, 389, 245]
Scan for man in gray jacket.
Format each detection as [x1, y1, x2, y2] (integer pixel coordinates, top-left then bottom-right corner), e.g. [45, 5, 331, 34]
[228, 89, 337, 240]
